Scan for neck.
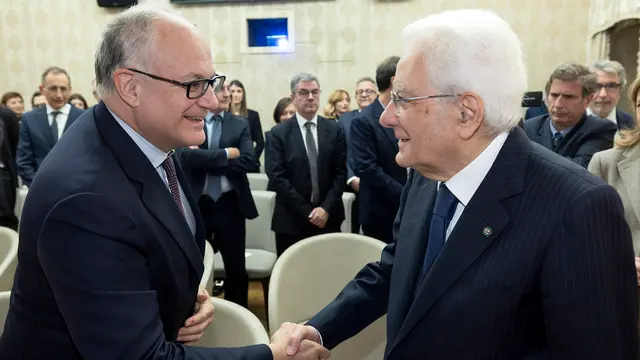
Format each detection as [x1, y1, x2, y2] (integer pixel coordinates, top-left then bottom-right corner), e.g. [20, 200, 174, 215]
[299, 112, 315, 121]
[230, 103, 241, 115]
[417, 135, 494, 182]
[379, 91, 391, 107]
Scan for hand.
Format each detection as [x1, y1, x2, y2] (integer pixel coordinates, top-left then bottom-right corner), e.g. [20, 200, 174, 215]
[269, 322, 329, 359]
[309, 207, 329, 228]
[226, 147, 240, 159]
[635, 257, 640, 286]
[177, 287, 215, 345]
[350, 177, 360, 192]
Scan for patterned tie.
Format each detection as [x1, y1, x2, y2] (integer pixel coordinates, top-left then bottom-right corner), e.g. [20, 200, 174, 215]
[206, 114, 223, 201]
[304, 121, 319, 204]
[552, 132, 563, 149]
[421, 184, 458, 278]
[50, 111, 60, 143]
[161, 154, 184, 215]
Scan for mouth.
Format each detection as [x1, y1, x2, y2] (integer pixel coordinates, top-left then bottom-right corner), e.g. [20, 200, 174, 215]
[183, 116, 204, 123]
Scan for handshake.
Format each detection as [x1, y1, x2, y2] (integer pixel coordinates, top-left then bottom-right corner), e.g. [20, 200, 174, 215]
[268, 322, 330, 360]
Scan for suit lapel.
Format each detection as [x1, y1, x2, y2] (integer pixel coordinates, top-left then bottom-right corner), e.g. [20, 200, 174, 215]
[64, 107, 80, 131]
[618, 146, 640, 226]
[389, 128, 530, 353]
[35, 109, 56, 148]
[93, 102, 204, 274]
[175, 156, 205, 254]
[371, 99, 398, 150]
[219, 112, 233, 148]
[556, 114, 587, 154]
[536, 116, 554, 150]
[290, 119, 311, 173]
[317, 117, 331, 171]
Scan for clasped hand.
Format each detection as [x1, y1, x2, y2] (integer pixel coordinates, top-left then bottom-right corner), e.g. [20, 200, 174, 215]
[269, 322, 330, 360]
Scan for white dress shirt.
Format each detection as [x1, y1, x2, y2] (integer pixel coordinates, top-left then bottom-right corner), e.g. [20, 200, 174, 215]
[108, 107, 196, 235]
[587, 107, 617, 124]
[296, 113, 318, 154]
[442, 131, 509, 240]
[204, 111, 232, 195]
[46, 103, 71, 140]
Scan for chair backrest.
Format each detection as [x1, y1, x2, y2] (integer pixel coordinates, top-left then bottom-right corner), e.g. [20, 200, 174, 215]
[0, 227, 19, 291]
[195, 297, 269, 348]
[246, 190, 276, 253]
[268, 233, 387, 360]
[247, 173, 269, 191]
[0, 291, 10, 337]
[340, 192, 356, 233]
[14, 187, 27, 222]
[200, 241, 214, 291]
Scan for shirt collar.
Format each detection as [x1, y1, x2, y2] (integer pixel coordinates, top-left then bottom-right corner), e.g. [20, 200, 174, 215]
[206, 111, 224, 122]
[587, 107, 617, 123]
[46, 103, 71, 116]
[106, 106, 170, 170]
[549, 118, 573, 136]
[442, 132, 509, 207]
[296, 113, 318, 129]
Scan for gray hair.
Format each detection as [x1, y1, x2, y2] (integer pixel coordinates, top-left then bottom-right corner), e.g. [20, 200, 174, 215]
[545, 62, 598, 98]
[591, 59, 627, 87]
[94, 3, 189, 97]
[356, 76, 376, 87]
[290, 73, 320, 94]
[41, 66, 71, 86]
[401, 10, 528, 136]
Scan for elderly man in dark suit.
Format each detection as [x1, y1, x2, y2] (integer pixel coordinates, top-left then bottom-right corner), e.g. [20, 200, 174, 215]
[179, 82, 257, 308]
[16, 66, 83, 186]
[0, 4, 328, 360]
[589, 59, 635, 129]
[524, 62, 617, 168]
[279, 9, 638, 359]
[266, 73, 347, 256]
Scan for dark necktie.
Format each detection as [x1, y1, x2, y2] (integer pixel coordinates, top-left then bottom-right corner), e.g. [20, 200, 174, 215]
[51, 111, 60, 143]
[162, 154, 184, 215]
[552, 132, 563, 149]
[206, 114, 223, 201]
[304, 121, 319, 204]
[421, 184, 458, 278]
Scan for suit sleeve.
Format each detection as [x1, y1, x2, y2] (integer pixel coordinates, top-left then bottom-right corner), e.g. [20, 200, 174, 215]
[38, 193, 272, 360]
[305, 170, 413, 349]
[540, 184, 638, 359]
[350, 116, 403, 202]
[250, 112, 265, 161]
[16, 117, 36, 186]
[568, 122, 616, 168]
[320, 125, 346, 214]
[228, 119, 257, 173]
[266, 129, 314, 217]
[178, 148, 229, 172]
[340, 118, 355, 181]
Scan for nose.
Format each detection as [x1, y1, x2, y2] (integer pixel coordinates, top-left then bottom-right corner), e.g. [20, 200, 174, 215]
[379, 102, 398, 128]
[597, 86, 608, 98]
[197, 85, 218, 111]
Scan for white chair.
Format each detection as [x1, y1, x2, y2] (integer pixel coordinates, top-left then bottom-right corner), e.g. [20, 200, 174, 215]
[340, 192, 356, 233]
[214, 191, 277, 314]
[195, 297, 269, 348]
[0, 291, 9, 337]
[268, 233, 387, 360]
[247, 173, 269, 191]
[0, 227, 19, 291]
[200, 241, 214, 291]
[14, 187, 27, 222]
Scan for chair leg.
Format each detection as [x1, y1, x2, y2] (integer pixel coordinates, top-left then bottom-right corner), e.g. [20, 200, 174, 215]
[261, 277, 270, 332]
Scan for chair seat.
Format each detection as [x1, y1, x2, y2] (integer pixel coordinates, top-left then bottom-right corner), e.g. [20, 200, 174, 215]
[213, 249, 276, 279]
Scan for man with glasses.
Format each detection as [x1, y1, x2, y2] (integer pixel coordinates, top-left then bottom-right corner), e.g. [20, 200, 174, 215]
[0, 4, 329, 360]
[277, 10, 637, 359]
[349, 56, 406, 243]
[524, 62, 617, 168]
[266, 72, 347, 256]
[588, 59, 634, 129]
[16, 66, 83, 186]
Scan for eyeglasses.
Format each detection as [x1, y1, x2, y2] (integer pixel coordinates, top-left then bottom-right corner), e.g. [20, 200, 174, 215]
[128, 68, 226, 99]
[297, 89, 321, 98]
[390, 90, 462, 116]
[355, 89, 377, 96]
[595, 82, 621, 92]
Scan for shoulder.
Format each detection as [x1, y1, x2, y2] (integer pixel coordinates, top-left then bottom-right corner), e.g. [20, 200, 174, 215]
[523, 114, 545, 130]
[583, 114, 618, 131]
[248, 109, 260, 119]
[591, 147, 624, 165]
[270, 117, 293, 136]
[21, 108, 46, 122]
[229, 113, 249, 127]
[69, 106, 85, 118]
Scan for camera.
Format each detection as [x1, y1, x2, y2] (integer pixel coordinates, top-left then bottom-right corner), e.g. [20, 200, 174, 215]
[522, 91, 543, 108]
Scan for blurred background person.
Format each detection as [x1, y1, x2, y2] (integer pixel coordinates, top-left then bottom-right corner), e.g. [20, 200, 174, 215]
[31, 91, 46, 109]
[229, 79, 264, 173]
[588, 59, 634, 130]
[1, 92, 24, 121]
[68, 93, 88, 110]
[0, 106, 19, 230]
[323, 89, 351, 119]
[265, 97, 295, 171]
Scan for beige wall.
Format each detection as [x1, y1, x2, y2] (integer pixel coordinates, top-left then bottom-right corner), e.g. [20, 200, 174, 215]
[0, 0, 589, 130]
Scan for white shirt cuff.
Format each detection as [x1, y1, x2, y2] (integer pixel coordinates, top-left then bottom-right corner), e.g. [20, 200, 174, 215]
[312, 326, 324, 346]
[224, 148, 229, 159]
[347, 176, 358, 185]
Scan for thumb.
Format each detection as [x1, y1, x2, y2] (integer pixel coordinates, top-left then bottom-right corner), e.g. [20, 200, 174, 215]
[197, 289, 210, 302]
[285, 326, 308, 356]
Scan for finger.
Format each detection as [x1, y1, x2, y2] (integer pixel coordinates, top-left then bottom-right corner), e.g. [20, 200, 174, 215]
[317, 345, 331, 359]
[179, 316, 213, 337]
[196, 288, 210, 303]
[286, 326, 317, 356]
[177, 332, 204, 343]
[185, 303, 215, 326]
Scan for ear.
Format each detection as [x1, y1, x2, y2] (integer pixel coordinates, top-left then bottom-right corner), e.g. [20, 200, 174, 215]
[39, 84, 44, 93]
[458, 93, 484, 140]
[585, 93, 596, 105]
[113, 69, 140, 108]
[290, 93, 295, 102]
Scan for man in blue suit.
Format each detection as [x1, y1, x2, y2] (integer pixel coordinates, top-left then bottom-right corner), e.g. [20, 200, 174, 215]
[588, 59, 635, 129]
[16, 66, 83, 186]
[0, 4, 328, 360]
[350, 56, 406, 243]
[279, 9, 638, 359]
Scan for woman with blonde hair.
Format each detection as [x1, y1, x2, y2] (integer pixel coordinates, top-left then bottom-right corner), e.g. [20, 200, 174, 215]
[589, 75, 640, 291]
[323, 89, 351, 119]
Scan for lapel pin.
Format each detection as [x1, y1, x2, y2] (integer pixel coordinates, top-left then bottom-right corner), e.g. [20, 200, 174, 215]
[482, 226, 493, 237]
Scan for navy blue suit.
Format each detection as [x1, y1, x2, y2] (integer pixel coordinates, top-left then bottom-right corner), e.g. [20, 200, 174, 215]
[246, 109, 264, 173]
[16, 105, 83, 186]
[0, 102, 271, 359]
[524, 114, 616, 168]
[307, 128, 638, 359]
[337, 110, 358, 180]
[617, 109, 635, 130]
[350, 99, 406, 243]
